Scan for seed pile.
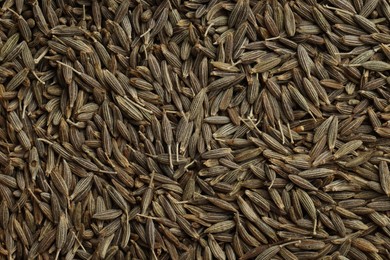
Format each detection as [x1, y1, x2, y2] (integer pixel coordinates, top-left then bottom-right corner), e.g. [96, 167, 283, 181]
[2, 0, 390, 259]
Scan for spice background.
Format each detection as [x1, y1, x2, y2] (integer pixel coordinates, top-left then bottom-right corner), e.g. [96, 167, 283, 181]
[1, 0, 390, 259]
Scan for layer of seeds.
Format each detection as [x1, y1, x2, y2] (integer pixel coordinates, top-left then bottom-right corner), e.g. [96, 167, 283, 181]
[1, 0, 390, 259]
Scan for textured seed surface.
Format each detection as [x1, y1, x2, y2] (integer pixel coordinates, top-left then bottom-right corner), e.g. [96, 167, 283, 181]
[1, 0, 390, 259]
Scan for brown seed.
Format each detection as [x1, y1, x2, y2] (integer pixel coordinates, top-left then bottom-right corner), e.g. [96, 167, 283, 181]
[334, 140, 363, 159]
